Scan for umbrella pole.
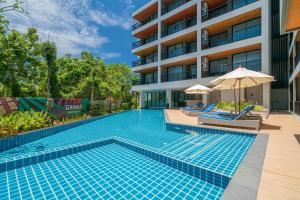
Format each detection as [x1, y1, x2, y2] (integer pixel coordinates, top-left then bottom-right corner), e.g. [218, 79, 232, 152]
[239, 79, 241, 114]
[234, 88, 237, 113]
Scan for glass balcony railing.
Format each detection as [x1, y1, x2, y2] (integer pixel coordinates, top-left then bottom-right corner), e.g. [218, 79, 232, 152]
[207, 64, 228, 77]
[233, 59, 261, 71]
[161, 0, 191, 15]
[132, 77, 158, 86]
[132, 34, 158, 49]
[202, 0, 258, 22]
[161, 72, 196, 82]
[132, 56, 158, 67]
[161, 16, 197, 37]
[202, 25, 261, 49]
[162, 44, 197, 60]
[132, 13, 158, 31]
[203, 60, 261, 77]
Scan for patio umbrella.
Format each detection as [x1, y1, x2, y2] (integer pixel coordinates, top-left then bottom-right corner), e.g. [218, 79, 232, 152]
[210, 66, 275, 113]
[184, 84, 212, 105]
[184, 84, 212, 94]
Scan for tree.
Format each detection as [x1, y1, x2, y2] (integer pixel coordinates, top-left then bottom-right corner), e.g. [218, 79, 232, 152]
[41, 41, 60, 98]
[0, 0, 25, 14]
[0, 16, 44, 97]
[105, 64, 135, 110]
[57, 52, 106, 100]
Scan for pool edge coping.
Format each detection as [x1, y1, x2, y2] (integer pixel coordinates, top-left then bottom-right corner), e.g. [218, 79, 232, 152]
[163, 109, 269, 200]
[221, 134, 269, 200]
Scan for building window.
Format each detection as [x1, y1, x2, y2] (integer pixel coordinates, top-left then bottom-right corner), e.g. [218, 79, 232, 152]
[232, 18, 261, 42]
[167, 20, 184, 35]
[209, 59, 228, 76]
[187, 41, 197, 53]
[188, 64, 197, 79]
[167, 43, 183, 58]
[144, 91, 166, 108]
[167, 65, 183, 82]
[233, 50, 261, 71]
[209, 32, 228, 48]
[143, 70, 158, 84]
[232, 0, 257, 10]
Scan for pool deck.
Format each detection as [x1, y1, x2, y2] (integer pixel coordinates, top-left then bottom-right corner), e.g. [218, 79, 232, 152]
[165, 109, 300, 200]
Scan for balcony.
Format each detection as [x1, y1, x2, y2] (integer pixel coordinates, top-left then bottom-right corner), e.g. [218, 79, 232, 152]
[233, 59, 261, 71]
[161, 0, 191, 15]
[161, 71, 196, 82]
[132, 13, 158, 31]
[132, 56, 158, 67]
[132, 33, 158, 49]
[206, 64, 228, 77]
[133, 76, 158, 86]
[202, 24, 261, 50]
[201, 0, 258, 22]
[203, 59, 261, 77]
[162, 42, 197, 60]
[162, 16, 197, 37]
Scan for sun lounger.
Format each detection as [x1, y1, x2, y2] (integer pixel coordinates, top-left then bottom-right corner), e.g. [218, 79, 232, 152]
[198, 105, 261, 130]
[180, 103, 203, 112]
[185, 104, 216, 116]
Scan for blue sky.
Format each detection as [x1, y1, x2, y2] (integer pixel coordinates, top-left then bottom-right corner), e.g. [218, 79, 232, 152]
[5, 0, 149, 65]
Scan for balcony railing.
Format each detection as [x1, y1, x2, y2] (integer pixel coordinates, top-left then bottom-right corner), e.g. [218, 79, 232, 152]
[202, 25, 261, 49]
[132, 77, 158, 86]
[202, 60, 261, 77]
[202, 0, 258, 22]
[132, 34, 158, 49]
[207, 64, 228, 77]
[233, 60, 261, 71]
[132, 13, 158, 31]
[161, 0, 191, 15]
[132, 56, 158, 67]
[161, 16, 197, 37]
[161, 72, 196, 82]
[162, 44, 197, 60]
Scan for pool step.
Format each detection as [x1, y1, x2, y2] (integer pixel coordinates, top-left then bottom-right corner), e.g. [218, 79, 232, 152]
[0, 137, 231, 189]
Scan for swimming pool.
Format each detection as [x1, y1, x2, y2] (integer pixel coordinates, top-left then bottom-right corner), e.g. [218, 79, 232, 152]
[0, 109, 256, 199]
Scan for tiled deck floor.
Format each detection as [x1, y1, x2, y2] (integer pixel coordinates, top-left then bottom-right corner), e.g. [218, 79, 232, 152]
[165, 109, 300, 200]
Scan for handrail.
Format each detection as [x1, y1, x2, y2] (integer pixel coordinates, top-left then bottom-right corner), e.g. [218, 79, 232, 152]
[132, 13, 158, 31]
[161, 16, 197, 37]
[202, 24, 261, 49]
[202, 0, 258, 22]
[161, 0, 191, 15]
[132, 33, 158, 49]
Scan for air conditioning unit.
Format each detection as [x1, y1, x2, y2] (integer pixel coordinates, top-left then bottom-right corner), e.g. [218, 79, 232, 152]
[201, 1, 208, 20]
[201, 29, 209, 46]
[202, 57, 209, 72]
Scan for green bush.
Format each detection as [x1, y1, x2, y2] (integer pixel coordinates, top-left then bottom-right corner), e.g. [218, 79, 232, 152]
[216, 101, 264, 112]
[0, 111, 52, 137]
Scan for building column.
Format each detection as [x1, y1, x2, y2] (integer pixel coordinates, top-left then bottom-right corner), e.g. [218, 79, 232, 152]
[140, 91, 145, 108]
[203, 94, 209, 105]
[263, 82, 271, 115]
[197, 0, 202, 80]
[166, 89, 172, 108]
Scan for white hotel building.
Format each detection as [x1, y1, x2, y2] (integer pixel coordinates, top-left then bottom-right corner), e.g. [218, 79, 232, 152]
[131, 0, 293, 113]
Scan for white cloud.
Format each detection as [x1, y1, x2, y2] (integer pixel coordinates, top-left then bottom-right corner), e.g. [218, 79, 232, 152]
[4, 0, 135, 58]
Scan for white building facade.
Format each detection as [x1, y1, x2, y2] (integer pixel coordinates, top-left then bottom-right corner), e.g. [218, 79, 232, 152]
[131, 0, 272, 110]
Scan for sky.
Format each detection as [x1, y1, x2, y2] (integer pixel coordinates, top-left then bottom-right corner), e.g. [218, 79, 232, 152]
[5, 0, 149, 65]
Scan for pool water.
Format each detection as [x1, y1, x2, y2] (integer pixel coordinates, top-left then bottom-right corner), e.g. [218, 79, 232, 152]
[0, 109, 255, 199]
[1, 144, 224, 200]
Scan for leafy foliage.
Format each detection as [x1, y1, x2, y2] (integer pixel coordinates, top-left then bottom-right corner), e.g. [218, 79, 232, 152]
[0, 111, 52, 137]
[217, 101, 264, 112]
[0, 15, 135, 112]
